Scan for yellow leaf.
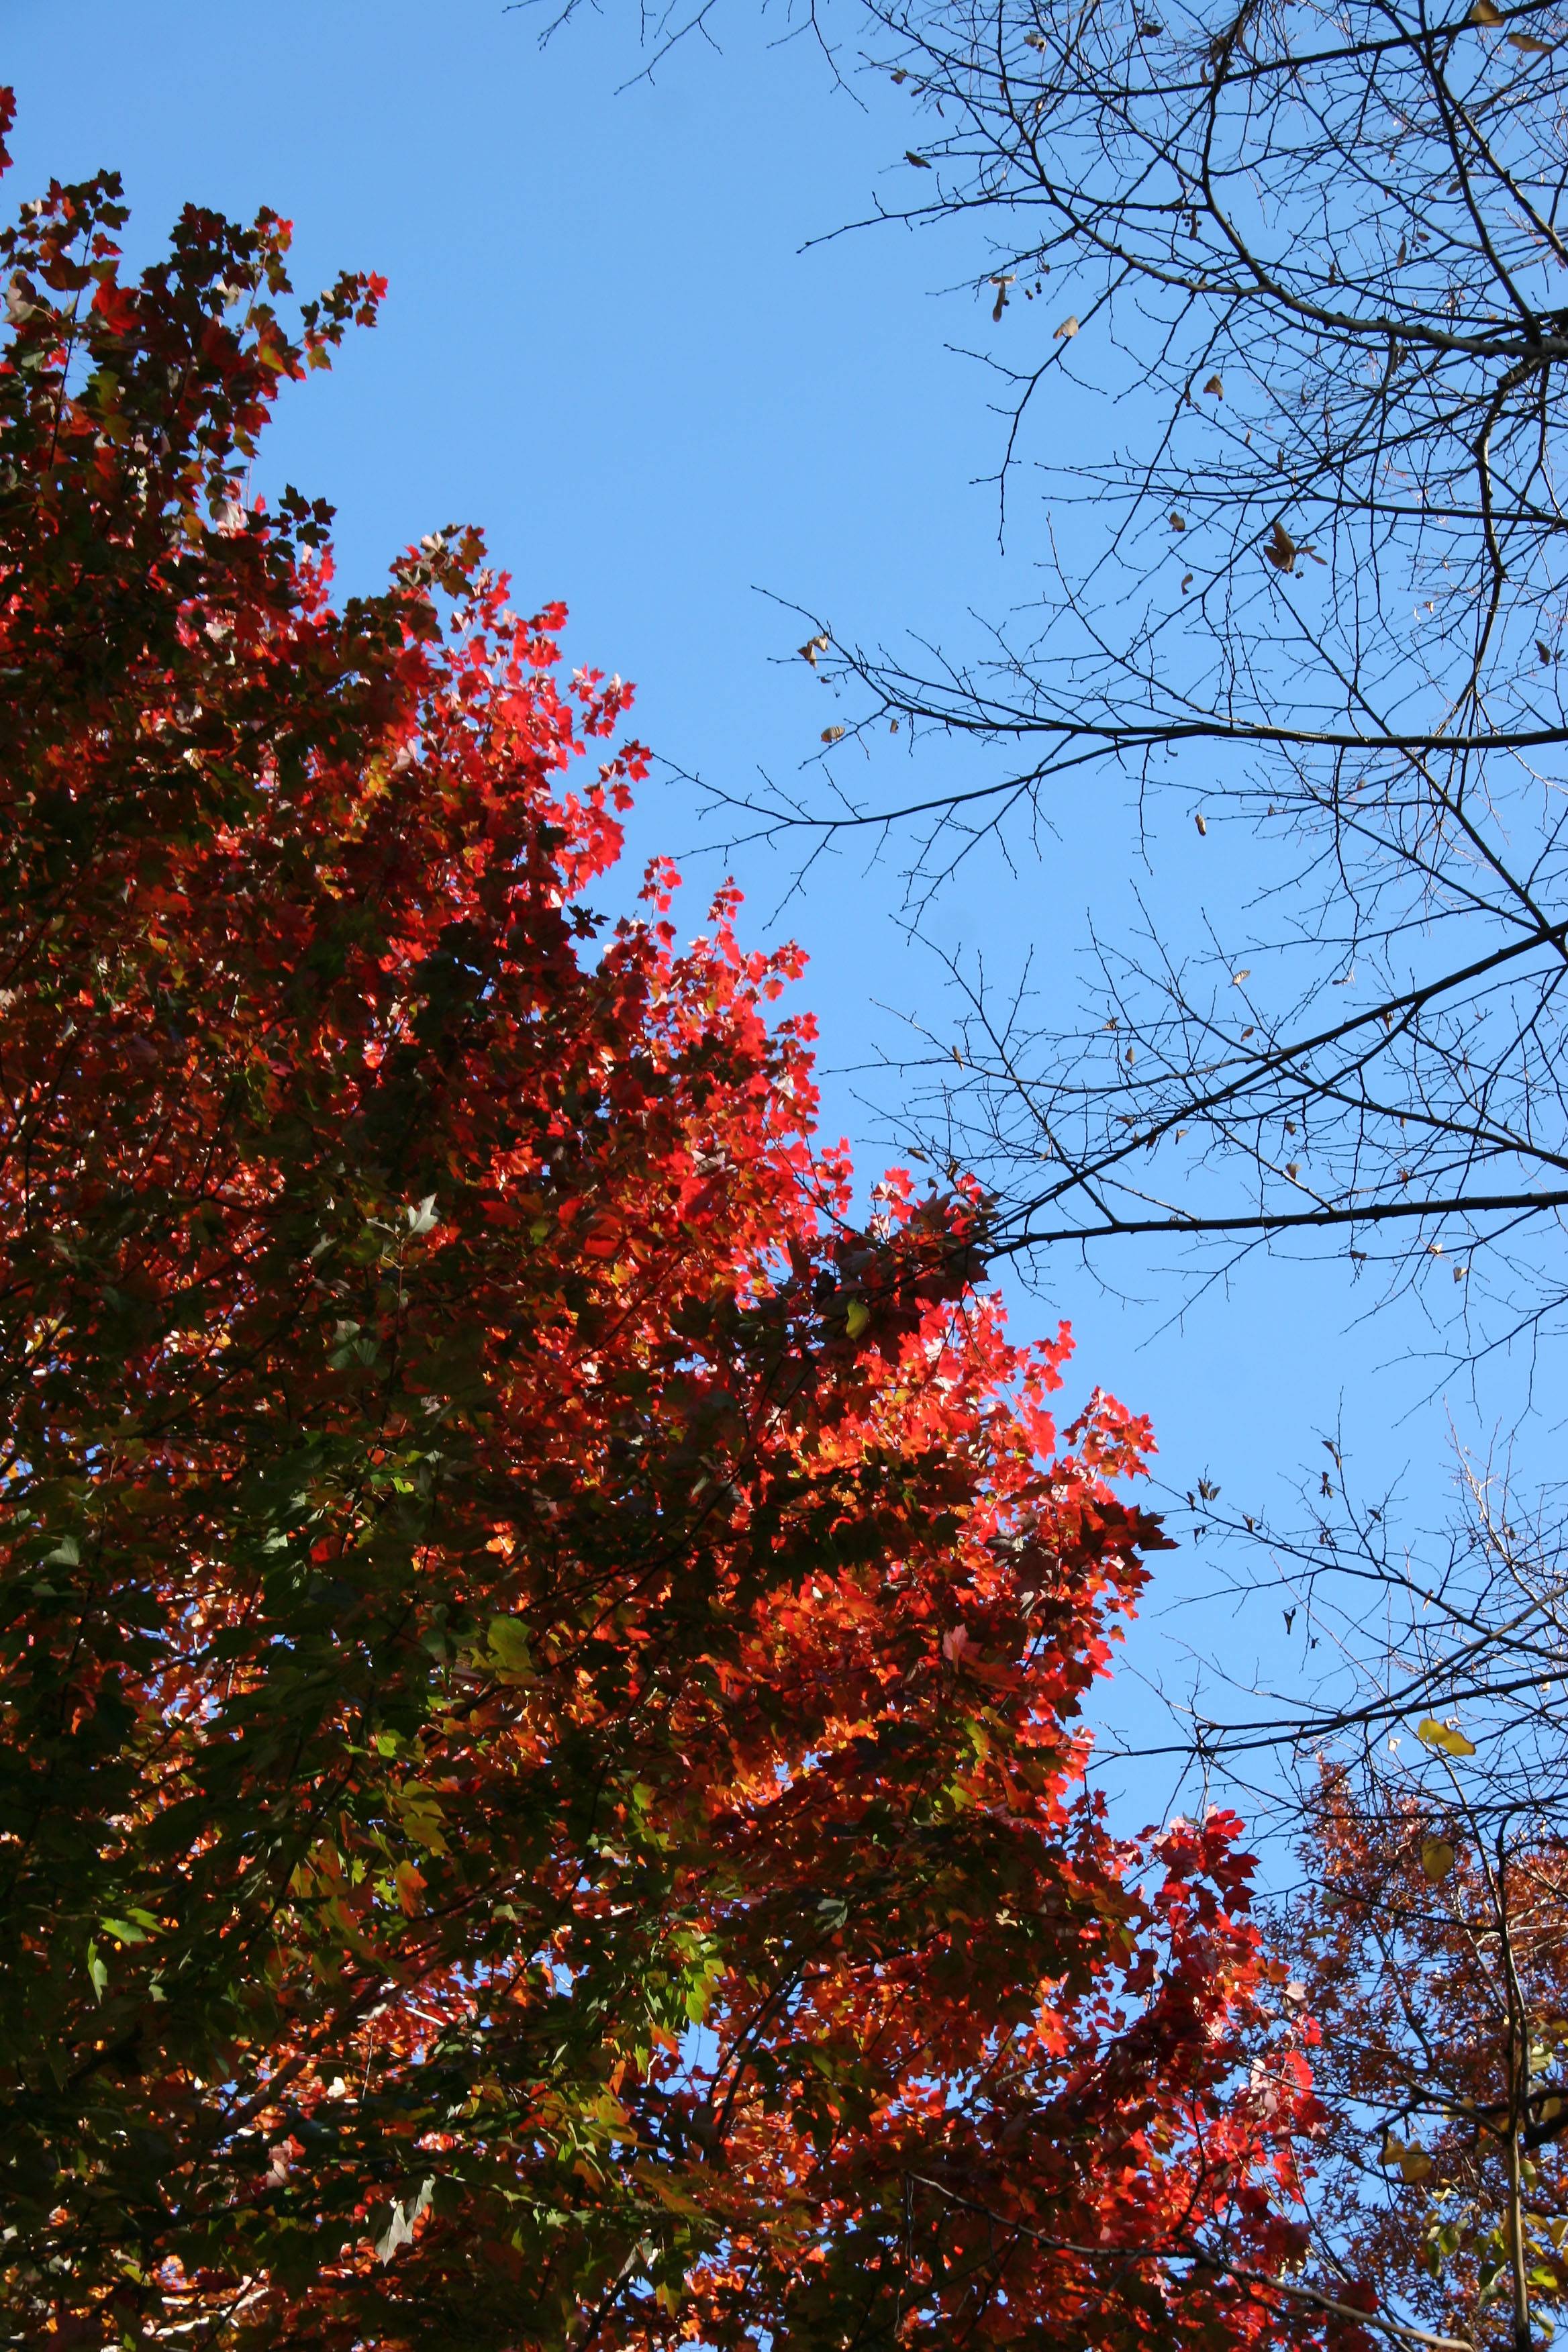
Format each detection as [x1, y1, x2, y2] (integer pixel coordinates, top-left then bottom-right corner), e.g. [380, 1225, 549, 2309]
[1421, 1836, 1456, 1881]
[1470, 1, 1504, 21]
[1416, 1717, 1476, 1757]
[1508, 28, 1554, 47]
[845, 1299, 871, 1340]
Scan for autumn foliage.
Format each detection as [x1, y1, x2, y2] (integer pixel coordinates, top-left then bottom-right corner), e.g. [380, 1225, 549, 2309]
[0, 97, 1323, 2351]
[1286, 1764, 1568, 2350]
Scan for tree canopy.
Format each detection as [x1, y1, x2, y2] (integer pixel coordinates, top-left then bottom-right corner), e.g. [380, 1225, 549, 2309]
[0, 95, 1329, 2352]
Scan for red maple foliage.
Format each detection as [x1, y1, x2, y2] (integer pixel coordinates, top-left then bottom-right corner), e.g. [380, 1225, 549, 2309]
[0, 97, 1328, 2351]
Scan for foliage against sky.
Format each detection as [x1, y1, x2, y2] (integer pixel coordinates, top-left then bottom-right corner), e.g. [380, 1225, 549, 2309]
[0, 95, 1333, 2352]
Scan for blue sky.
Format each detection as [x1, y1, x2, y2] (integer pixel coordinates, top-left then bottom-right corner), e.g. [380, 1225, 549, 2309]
[5, 0, 1520, 1810]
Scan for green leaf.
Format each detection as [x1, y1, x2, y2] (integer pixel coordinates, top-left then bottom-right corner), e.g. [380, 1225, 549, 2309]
[487, 1617, 534, 1678]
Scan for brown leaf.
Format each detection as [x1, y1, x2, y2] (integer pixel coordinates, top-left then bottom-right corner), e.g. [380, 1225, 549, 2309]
[821, 725, 845, 744]
[1054, 313, 1080, 339]
[1170, 511, 1186, 530]
[1470, 0, 1504, 23]
[1508, 28, 1554, 48]
[1194, 812, 1208, 835]
[1265, 518, 1297, 573]
[1202, 373, 1224, 396]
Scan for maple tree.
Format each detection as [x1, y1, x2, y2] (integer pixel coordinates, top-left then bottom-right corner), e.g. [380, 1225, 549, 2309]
[0, 92, 1332, 2351]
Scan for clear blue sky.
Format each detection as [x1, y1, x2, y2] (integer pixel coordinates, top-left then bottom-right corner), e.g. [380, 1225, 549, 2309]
[7, 0, 1529, 1808]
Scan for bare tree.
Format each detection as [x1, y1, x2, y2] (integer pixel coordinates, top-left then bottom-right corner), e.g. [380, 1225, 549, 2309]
[661, 0, 1568, 1369]
[1118, 1444, 1568, 1789]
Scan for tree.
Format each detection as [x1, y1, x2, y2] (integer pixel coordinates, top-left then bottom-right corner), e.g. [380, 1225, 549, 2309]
[529, 0, 1568, 2336]
[1095, 1421, 1568, 2350]
[654, 0, 1568, 1371]
[1287, 1763, 1568, 2352]
[0, 99, 1330, 2352]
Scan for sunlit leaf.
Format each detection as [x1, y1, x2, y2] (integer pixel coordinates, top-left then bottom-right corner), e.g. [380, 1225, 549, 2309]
[1421, 1836, 1456, 1881]
[1416, 1718, 1477, 1757]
